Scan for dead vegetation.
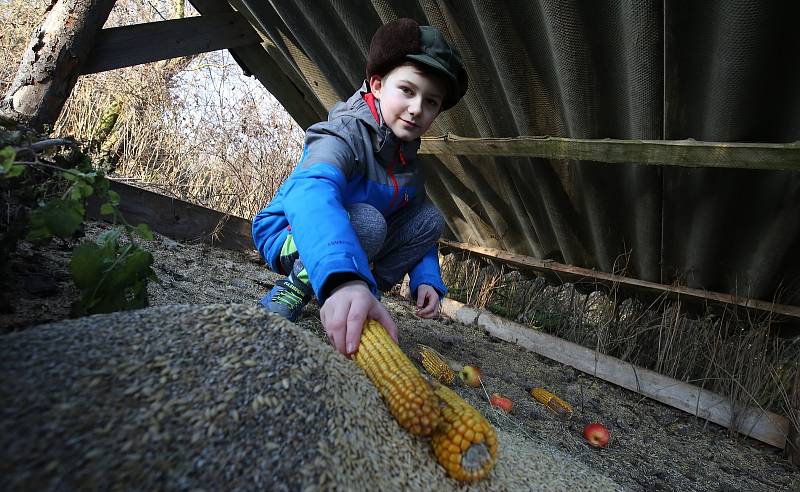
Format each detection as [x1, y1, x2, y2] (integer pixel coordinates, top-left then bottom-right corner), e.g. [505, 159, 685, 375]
[440, 252, 800, 442]
[2, 0, 304, 220]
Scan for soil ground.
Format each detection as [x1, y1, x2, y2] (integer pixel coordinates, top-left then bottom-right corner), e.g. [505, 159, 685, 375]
[2, 220, 798, 491]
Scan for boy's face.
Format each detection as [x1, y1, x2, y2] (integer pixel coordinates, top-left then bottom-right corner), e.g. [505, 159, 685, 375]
[369, 63, 446, 141]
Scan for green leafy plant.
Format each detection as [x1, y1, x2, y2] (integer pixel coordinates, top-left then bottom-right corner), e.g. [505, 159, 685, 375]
[70, 226, 157, 316]
[1, 138, 158, 316]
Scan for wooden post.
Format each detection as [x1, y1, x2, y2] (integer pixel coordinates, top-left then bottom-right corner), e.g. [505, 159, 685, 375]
[787, 370, 800, 466]
[0, 0, 116, 131]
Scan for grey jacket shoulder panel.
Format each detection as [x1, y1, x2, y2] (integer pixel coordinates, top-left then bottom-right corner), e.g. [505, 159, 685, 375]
[299, 83, 424, 190]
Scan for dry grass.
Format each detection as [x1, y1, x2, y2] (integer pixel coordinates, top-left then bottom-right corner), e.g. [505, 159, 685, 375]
[440, 252, 800, 436]
[3, 0, 303, 220]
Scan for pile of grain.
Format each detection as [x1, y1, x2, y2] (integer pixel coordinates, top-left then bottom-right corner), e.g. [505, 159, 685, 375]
[0, 304, 618, 490]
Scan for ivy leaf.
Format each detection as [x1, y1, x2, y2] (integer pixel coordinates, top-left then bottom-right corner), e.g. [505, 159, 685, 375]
[70, 241, 106, 290]
[104, 248, 154, 292]
[1, 146, 15, 165]
[80, 170, 97, 184]
[61, 171, 79, 182]
[26, 199, 85, 242]
[71, 241, 156, 315]
[97, 227, 122, 244]
[100, 203, 115, 215]
[107, 190, 120, 206]
[5, 164, 25, 178]
[133, 223, 154, 240]
[94, 175, 110, 195]
[69, 180, 94, 200]
[0, 146, 18, 177]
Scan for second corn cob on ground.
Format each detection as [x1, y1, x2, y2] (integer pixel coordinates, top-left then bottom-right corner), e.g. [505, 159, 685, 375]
[530, 387, 573, 419]
[416, 344, 457, 385]
[354, 320, 442, 436]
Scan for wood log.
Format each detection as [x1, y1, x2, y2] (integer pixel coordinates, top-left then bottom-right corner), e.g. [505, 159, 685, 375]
[441, 298, 791, 449]
[1, 0, 117, 131]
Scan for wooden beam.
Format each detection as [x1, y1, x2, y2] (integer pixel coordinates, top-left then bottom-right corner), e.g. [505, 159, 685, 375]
[420, 133, 800, 172]
[86, 180, 254, 252]
[81, 13, 262, 74]
[787, 372, 800, 465]
[188, 0, 326, 128]
[439, 239, 800, 320]
[441, 298, 791, 449]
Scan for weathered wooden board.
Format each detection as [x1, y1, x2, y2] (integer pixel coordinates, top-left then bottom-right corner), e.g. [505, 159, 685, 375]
[81, 13, 262, 74]
[787, 374, 800, 465]
[86, 180, 254, 252]
[440, 239, 800, 320]
[441, 298, 791, 449]
[420, 133, 800, 171]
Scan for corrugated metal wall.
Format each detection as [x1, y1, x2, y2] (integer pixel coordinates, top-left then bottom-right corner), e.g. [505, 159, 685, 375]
[236, 0, 800, 304]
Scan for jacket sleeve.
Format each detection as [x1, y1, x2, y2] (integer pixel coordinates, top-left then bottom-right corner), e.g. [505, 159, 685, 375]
[282, 120, 378, 303]
[408, 244, 448, 299]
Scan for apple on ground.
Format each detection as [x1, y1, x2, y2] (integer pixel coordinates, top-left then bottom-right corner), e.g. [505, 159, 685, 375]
[459, 364, 482, 387]
[583, 422, 610, 448]
[489, 393, 513, 413]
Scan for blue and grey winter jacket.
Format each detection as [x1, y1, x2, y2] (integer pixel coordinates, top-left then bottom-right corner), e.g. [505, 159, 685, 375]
[252, 83, 447, 304]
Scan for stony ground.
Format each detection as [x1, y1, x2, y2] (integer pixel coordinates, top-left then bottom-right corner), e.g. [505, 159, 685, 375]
[2, 221, 799, 491]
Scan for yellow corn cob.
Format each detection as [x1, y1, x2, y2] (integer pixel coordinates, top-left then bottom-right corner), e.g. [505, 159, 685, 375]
[416, 344, 456, 385]
[431, 384, 497, 482]
[353, 320, 442, 436]
[530, 387, 573, 419]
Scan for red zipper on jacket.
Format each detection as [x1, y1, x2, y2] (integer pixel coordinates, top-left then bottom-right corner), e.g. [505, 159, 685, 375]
[364, 92, 407, 213]
[386, 150, 400, 211]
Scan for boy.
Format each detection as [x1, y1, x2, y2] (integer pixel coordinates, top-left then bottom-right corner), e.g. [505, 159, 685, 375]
[252, 18, 468, 356]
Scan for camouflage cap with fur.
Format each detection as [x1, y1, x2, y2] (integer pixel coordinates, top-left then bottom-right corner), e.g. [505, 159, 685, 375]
[366, 18, 468, 110]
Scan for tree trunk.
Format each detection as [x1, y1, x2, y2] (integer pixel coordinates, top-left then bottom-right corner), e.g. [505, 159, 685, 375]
[0, 0, 116, 131]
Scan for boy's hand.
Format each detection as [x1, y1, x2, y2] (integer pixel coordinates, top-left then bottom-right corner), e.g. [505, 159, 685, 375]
[415, 284, 441, 319]
[321, 279, 398, 356]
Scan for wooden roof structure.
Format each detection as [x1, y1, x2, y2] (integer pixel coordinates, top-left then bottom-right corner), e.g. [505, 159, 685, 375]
[3, 0, 800, 312]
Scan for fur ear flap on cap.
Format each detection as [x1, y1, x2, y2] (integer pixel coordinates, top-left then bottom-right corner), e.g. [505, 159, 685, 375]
[365, 18, 421, 80]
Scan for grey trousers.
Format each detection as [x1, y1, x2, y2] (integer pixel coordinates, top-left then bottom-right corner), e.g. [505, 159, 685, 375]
[348, 201, 444, 292]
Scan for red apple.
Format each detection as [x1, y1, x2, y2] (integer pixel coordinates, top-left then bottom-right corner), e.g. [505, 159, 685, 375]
[583, 423, 610, 448]
[490, 393, 513, 413]
[459, 365, 482, 387]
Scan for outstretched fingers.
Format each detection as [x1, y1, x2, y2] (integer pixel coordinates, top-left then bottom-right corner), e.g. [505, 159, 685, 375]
[344, 296, 369, 356]
[370, 301, 398, 343]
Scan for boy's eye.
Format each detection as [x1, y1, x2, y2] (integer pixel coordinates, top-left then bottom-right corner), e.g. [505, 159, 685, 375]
[400, 86, 412, 94]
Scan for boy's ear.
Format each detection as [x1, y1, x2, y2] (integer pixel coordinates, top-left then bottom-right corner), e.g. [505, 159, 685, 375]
[368, 74, 384, 99]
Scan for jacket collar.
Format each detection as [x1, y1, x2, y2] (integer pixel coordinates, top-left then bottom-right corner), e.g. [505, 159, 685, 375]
[335, 81, 421, 160]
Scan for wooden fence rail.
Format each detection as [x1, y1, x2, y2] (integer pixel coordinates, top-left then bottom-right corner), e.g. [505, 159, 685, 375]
[420, 133, 800, 171]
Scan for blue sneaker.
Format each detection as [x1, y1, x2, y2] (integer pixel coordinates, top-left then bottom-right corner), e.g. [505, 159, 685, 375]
[260, 277, 312, 322]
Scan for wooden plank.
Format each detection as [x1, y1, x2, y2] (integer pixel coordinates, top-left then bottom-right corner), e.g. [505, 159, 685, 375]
[81, 13, 262, 74]
[86, 180, 254, 252]
[787, 373, 800, 465]
[420, 133, 800, 171]
[441, 298, 791, 449]
[439, 239, 800, 320]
